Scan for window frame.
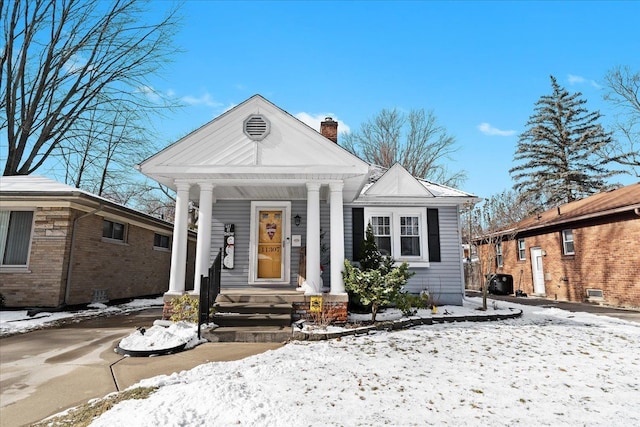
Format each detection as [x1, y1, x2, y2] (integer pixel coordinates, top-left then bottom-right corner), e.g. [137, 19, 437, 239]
[364, 207, 428, 266]
[153, 233, 171, 250]
[0, 209, 35, 269]
[102, 219, 127, 243]
[562, 229, 575, 255]
[496, 241, 503, 268]
[517, 238, 526, 261]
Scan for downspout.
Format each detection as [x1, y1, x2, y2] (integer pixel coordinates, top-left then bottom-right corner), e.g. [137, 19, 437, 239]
[63, 205, 104, 306]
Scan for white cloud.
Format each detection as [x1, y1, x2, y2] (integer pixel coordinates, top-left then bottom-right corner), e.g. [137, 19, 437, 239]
[181, 92, 222, 108]
[478, 122, 516, 137]
[294, 112, 351, 135]
[568, 74, 602, 89]
[138, 85, 162, 103]
[568, 74, 586, 85]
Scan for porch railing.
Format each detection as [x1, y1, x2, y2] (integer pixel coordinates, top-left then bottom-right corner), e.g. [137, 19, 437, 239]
[198, 248, 222, 338]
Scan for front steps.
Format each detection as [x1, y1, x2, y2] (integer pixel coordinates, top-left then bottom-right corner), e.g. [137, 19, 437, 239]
[204, 290, 298, 343]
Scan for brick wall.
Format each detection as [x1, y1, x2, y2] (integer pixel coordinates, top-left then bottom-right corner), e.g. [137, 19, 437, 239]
[0, 207, 72, 307]
[1, 205, 196, 308]
[67, 214, 173, 305]
[478, 212, 640, 309]
[292, 294, 349, 324]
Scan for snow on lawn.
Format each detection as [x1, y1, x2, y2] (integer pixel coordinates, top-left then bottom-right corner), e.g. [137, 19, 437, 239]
[0, 296, 164, 337]
[90, 299, 640, 427]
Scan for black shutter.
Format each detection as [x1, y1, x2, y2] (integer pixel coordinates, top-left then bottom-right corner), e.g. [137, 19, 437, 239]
[427, 208, 441, 262]
[352, 208, 364, 261]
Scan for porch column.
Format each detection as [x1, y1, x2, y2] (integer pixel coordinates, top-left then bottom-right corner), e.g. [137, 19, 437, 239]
[168, 182, 191, 294]
[305, 182, 322, 293]
[329, 181, 345, 294]
[193, 182, 215, 294]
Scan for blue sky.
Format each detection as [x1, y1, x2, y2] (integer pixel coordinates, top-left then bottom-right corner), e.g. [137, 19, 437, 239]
[116, 1, 640, 197]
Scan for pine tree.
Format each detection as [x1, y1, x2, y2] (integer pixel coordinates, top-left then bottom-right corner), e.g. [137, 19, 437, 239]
[510, 76, 614, 209]
[359, 223, 394, 274]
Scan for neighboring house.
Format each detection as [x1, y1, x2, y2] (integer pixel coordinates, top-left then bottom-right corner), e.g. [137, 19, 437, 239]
[0, 176, 196, 308]
[137, 94, 479, 318]
[476, 183, 640, 308]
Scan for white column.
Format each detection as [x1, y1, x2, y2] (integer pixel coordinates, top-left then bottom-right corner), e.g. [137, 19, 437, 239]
[329, 182, 345, 294]
[168, 182, 191, 295]
[305, 182, 321, 294]
[193, 182, 215, 294]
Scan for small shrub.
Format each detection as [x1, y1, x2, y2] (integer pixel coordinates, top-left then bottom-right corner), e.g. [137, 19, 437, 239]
[344, 223, 415, 322]
[168, 294, 199, 323]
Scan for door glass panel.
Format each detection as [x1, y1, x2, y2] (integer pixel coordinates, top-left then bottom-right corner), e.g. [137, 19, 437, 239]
[257, 210, 283, 279]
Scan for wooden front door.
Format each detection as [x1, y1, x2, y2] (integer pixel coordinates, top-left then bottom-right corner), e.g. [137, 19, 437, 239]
[249, 202, 291, 285]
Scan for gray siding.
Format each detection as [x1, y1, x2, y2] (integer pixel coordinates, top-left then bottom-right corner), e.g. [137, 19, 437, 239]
[345, 204, 463, 306]
[405, 206, 464, 305]
[210, 200, 331, 289]
[211, 201, 463, 305]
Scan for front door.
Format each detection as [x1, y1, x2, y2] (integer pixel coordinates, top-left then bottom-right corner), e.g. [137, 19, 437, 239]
[530, 247, 545, 295]
[249, 201, 291, 285]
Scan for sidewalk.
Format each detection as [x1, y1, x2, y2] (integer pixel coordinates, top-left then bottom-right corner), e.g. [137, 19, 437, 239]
[0, 310, 282, 427]
[466, 290, 640, 323]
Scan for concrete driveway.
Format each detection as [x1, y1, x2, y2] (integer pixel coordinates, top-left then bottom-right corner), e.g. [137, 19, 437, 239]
[0, 308, 283, 427]
[466, 290, 640, 323]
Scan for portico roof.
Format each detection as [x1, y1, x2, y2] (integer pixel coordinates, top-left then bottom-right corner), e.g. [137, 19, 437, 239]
[137, 95, 371, 201]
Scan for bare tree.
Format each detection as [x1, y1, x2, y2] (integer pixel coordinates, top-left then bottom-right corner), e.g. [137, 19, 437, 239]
[601, 66, 640, 177]
[1, 0, 180, 176]
[342, 108, 466, 187]
[469, 190, 526, 310]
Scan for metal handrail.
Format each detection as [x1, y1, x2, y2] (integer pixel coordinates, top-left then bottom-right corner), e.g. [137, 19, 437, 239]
[198, 248, 222, 339]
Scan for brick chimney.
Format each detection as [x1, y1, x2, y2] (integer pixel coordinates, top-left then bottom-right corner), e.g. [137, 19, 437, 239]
[320, 117, 338, 143]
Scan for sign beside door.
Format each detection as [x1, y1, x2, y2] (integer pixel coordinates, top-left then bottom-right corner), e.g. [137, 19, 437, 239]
[249, 201, 291, 285]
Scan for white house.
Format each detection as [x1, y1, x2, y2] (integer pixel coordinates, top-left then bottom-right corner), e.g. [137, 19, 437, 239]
[137, 95, 478, 319]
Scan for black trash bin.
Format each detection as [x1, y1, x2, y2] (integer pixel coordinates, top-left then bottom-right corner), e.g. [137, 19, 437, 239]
[486, 274, 514, 295]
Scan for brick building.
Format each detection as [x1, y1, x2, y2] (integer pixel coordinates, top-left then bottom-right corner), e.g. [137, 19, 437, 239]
[477, 183, 640, 309]
[0, 176, 196, 308]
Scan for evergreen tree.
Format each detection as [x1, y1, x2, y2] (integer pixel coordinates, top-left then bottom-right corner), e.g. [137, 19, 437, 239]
[510, 76, 614, 209]
[359, 223, 394, 274]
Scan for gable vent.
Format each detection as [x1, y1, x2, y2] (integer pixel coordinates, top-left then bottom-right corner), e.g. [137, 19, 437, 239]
[243, 115, 270, 141]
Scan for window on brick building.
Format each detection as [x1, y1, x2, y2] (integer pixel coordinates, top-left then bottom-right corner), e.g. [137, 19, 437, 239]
[102, 219, 126, 242]
[562, 229, 575, 255]
[154, 233, 170, 249]
[518, 238, 526, 260]
[496, 241, 503, 268]
[0, 210, 34, 266]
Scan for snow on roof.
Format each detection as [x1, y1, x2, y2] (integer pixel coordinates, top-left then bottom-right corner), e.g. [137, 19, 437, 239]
[0, 175, 89, 194]
[0, 175, 178, 229]
[362, 163, 477, 199]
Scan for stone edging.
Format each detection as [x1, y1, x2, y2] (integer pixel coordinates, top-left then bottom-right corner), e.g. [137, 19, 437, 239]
[292, 309, 523, 341]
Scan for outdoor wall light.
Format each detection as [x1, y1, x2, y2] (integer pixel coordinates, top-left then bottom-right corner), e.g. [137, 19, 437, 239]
[294, 214, 301, 226]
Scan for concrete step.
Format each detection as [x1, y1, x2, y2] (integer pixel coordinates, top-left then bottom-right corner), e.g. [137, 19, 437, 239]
[215, 292, 304, 304]
[212, 312, 292, 327]
[214, 302, 293, 315]
[204, 326, 292, 343]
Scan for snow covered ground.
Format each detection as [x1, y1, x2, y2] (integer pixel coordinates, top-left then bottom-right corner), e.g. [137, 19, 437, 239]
[85, 298, 640, 427]
[0, 297, 164, 337]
